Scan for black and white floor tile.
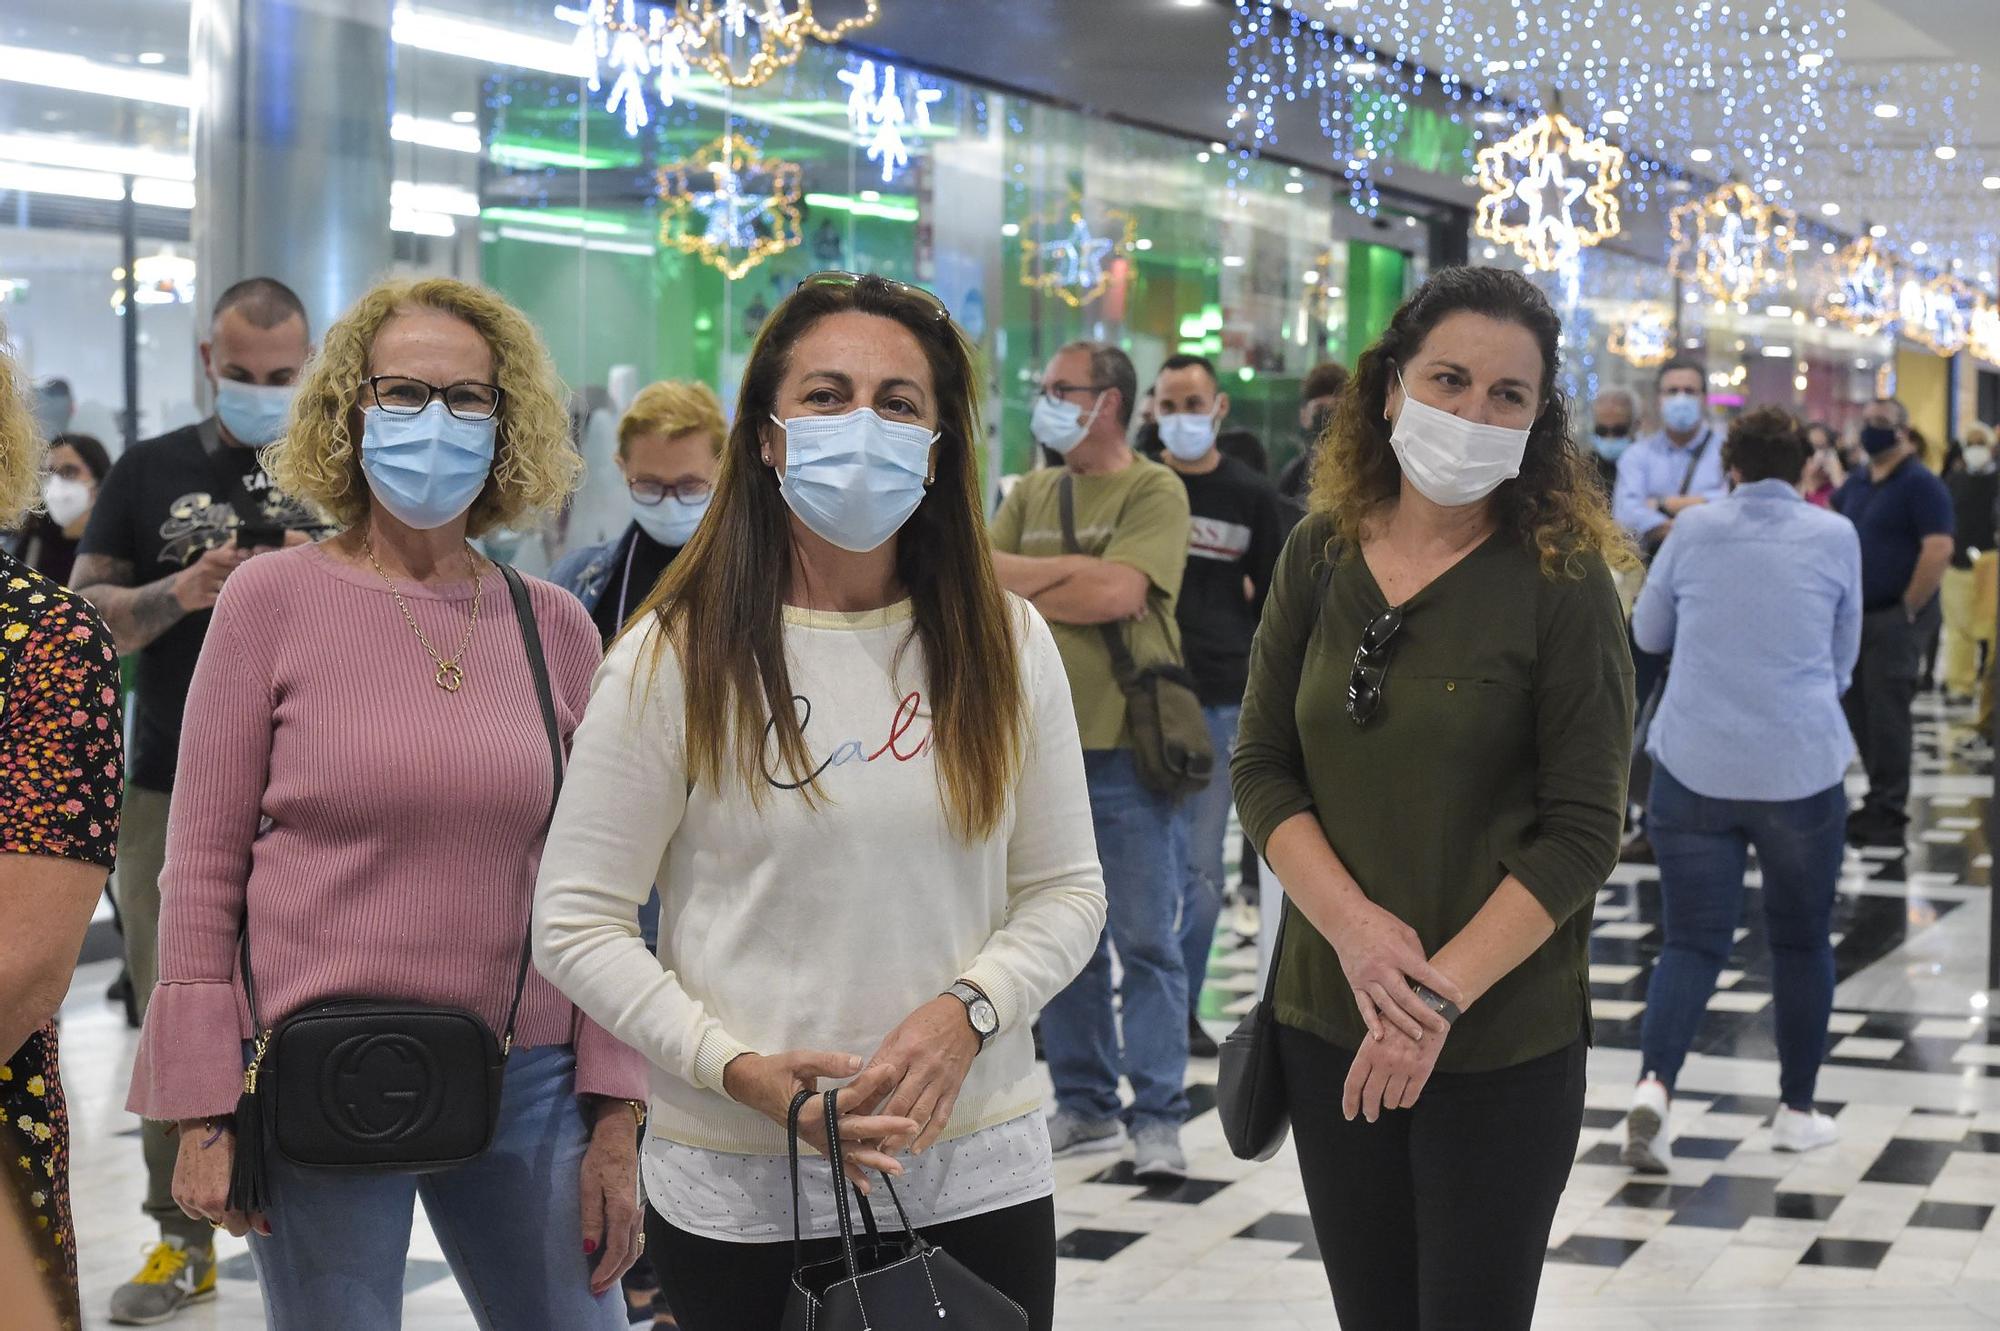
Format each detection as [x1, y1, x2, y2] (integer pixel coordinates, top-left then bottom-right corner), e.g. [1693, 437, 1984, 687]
[55, 695, 2000, 1327]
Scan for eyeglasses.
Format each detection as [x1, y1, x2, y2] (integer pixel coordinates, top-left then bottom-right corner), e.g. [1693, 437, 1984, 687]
[629, 477, 712, 508]
[365, 375, 504, 422]
[1347, 605, 1405, 727]
[797, 270, 951, 321]
[1041, 382, 1110, 405]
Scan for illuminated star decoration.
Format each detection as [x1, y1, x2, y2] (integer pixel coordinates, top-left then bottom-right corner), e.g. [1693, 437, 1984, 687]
[1972, 298, 2000, 365]
[1474, 111, 1625, 272]
[1019, 203, 1138, 308]
[1607, 304, 1675, 368]
[1900, 274, 1975, 356]
[656, 135, 804, 280]
[1820, 235, 1899, 335]
[1669, 182, 1797, 305]
[838, 59, 944, 183]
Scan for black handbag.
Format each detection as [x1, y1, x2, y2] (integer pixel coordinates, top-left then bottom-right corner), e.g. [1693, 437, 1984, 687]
[779, 1090, 1029, 1331]
[226, 563, 562, 1212]
[1217, 903, 1291, 1161]
[1057, 473, 1214, 801]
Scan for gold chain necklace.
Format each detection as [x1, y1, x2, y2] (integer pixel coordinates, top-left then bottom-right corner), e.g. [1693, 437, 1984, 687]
[361, 535, 483, 693]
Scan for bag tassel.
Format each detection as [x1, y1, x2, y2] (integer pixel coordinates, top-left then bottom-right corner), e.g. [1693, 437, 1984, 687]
[225, 1034, 271, 1215]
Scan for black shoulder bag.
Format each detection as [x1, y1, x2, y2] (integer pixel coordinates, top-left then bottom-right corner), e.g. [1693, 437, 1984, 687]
[1056, 472, 1214, 800]
[1217, 548, 1338, 1161]
[227, 563, 563, 1212]
[1639, 426, 1713, 561]
[779, 1089, 1028, 1331]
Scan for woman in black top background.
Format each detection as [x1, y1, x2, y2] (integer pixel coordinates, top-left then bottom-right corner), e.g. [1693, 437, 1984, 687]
[10, 433, 111, 587]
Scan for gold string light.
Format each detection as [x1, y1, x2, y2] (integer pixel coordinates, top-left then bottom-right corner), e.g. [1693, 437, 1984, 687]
[1607, 303, 1675, 368]
[1018, 197, 1138, 308]
[656, 134, 804, 280]
[688, 0, 880, 90]
[1819, 234, 1900, 336]
[1473, 110, 1626, 272]
[1668, 182, 1797, 304]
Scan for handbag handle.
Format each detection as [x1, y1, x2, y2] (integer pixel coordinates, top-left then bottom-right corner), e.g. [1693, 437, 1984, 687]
[786, 1088, 926, 1278]
[235, 561, 562, 1054]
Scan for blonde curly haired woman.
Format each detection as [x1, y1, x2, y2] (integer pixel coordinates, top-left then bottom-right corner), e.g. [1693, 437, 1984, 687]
[0, 333, 126, 1331]
[125, 277, 646, 1330]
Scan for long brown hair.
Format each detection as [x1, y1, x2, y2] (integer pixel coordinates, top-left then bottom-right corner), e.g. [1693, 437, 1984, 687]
[1310, 266, 1634, 576]
[632, 275, 1024, 841]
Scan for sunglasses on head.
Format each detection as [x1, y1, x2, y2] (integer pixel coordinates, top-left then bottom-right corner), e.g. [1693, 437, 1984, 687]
[796, 270, 951, 321]
[1347, 605, 1405, 727]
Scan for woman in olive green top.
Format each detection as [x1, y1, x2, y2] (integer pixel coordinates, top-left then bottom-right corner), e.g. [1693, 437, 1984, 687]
[1232, 267, 1633, 1331]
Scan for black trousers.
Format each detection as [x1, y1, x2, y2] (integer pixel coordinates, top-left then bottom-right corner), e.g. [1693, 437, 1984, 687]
[1278, 1024, 1587, 1331]
[645, 1195, 1057, 1331]
[1843, 602, 1935, 828]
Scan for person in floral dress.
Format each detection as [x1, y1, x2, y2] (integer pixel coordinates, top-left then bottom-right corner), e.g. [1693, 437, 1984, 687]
[0, 339, 124, 1330]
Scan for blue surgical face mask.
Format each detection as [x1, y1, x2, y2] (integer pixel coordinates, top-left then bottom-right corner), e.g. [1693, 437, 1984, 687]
[1659, 392, 1704, 435]
[1158, 411, 1218, 462]
[771, 408, 937, 553]
[1030, 392, 1101, 455]
[214, 380, 296, 446]
[360, 403, 497, 530]
[631, 490, 709, 548]
[1592, 433, 1633, 463]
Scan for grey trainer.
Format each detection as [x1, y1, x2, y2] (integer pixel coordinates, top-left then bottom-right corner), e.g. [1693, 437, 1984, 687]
[108, 1236, 217, 1325]
[1047, 1109, 1124, 1158]
[1621, 1077, 1671, 1176]
[1131, 1121, 1188, 1181]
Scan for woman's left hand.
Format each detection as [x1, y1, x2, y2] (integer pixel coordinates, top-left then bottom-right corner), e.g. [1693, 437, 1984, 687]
[862, 995, 982, 1155]
[579, 1102, 644, 1296]
[1342, 1026, 1447, 1123]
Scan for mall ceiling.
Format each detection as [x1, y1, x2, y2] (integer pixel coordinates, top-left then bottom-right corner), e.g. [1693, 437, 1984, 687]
[4, 1, 1997, 271]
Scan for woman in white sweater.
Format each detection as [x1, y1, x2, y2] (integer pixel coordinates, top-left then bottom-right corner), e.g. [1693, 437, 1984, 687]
[534, 272, 1106, 1331]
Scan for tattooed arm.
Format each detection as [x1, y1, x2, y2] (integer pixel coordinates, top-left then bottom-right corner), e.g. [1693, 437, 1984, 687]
[72, 547, 244, 655]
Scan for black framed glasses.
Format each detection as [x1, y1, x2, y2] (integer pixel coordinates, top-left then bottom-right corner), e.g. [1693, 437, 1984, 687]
[797, 270, 951, 321]
[629, 477, 712, 508]
[365, 375, 504, 422]
[1041, 381, 1110, 405]
[1347, 605, 1405, 727]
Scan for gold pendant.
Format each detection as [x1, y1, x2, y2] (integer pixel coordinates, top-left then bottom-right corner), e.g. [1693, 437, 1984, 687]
[435, 662, 465, 693]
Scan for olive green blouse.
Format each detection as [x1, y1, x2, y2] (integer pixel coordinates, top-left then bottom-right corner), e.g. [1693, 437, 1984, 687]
[1231, 513, 1634, 1073]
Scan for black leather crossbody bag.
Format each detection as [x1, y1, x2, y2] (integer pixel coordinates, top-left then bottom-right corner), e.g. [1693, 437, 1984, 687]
[778, 1090, 1028, 1331]
[227, 563, 562, 1213]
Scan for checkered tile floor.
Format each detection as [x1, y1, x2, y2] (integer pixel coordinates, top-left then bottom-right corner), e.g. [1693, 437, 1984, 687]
[55, 696, 2000, 1327]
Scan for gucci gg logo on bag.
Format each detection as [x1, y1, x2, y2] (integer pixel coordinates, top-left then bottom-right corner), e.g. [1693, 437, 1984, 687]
[320, 1033, 444, 1144]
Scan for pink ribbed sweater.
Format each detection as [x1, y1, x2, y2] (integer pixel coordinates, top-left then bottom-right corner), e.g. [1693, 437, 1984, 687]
[127, 543, 647, 1121]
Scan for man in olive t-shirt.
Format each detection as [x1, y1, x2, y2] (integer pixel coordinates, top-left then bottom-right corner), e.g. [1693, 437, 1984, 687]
[991, 340, 1196, 1180]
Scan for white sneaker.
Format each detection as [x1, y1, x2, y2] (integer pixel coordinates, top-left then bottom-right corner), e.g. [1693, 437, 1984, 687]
[1621, 1076, 1671, 1174]
[1772, 1106, 1839, 1153]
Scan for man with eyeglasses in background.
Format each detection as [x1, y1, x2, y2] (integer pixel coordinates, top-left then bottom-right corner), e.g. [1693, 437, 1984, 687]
[990, 340, 1196, 1181]
[73, 276, 320, 1327]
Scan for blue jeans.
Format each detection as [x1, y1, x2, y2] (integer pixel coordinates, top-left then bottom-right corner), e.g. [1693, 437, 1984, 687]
[1639, 765, 1847, 1111]
[1042, 748, 1190, 1129]
[246, 1045, 626, 1331]
[1176, 704, 1240, 1019]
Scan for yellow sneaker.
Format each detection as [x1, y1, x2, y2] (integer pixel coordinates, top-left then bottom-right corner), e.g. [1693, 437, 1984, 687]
[106, 1237, 217, 1325]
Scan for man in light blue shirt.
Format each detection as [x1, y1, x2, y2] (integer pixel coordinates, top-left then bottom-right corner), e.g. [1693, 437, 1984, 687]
[1620, 407, 1861, 1176]
[1613, 358, 1731, 552]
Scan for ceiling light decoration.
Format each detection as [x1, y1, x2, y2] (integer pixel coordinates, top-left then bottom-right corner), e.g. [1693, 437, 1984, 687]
[1019, 196, 1138, 308]
[1669, 181, 1797, 304]
[553, 0, 880, 134]
[1821, 235, 1899, 335]
[1473, 109, 1625, 272]
[655, 133, 802, 280]
[838, 58, 943, 183]
[1900, 274, 1976, 356]
[1607, 303, 1675, 368]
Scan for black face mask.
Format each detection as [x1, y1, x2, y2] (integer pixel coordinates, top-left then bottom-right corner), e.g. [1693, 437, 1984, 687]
[1860, 424, 1900, 456]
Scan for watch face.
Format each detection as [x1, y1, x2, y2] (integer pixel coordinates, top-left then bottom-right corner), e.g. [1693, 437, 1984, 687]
[970, 999, 999, 1034]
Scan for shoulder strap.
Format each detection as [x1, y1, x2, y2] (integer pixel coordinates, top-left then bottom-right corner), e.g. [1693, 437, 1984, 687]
[1677, 427, 1713, 496]
[499, 562, 562, 1053]
[1059, 471, 1144, 690]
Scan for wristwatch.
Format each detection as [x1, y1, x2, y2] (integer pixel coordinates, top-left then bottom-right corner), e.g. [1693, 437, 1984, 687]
[945, 981, 999, 1049]
[1408, 980, 1462, 1027]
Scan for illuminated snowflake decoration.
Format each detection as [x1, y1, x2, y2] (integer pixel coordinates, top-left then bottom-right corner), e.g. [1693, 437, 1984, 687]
[1971, 298, 2000, 365]
[1019, 201, 1138, 308]
[838, 59, 943, 183]
[1899, 274, 1975, 357]
[1669, 182, 1797, 305]
[1820, 235, 1901, 336]
[1474, 112, 1625, 272]
[690, 0, 879, 90]
[656, 135, 803, 280]
[1607, 304, 1675, 369]
[555, 0, 694, 137]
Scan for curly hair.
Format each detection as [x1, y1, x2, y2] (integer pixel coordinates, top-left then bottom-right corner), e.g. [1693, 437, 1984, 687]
[0, 331, 48, 530]
[1723, 406, 1810, 485]
[1309, 266, 1634, 577]
[265, 277, 580, 537]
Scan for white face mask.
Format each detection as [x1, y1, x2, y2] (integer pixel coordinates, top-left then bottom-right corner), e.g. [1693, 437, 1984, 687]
[1388, 372, 1531, 508]
[1030, 392, 1103, 455]
[1158, 410, 1218, 462]
[41, 475, 92, 528]
[1964, 445, 1995, 473]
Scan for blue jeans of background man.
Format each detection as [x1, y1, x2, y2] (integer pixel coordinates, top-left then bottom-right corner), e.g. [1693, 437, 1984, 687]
[1042, 748, 1191, 1130]
[1639, 765, 1847, 1111]
[1176, 703, 1241, 1021]
[246, 1045, 626, 1331]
